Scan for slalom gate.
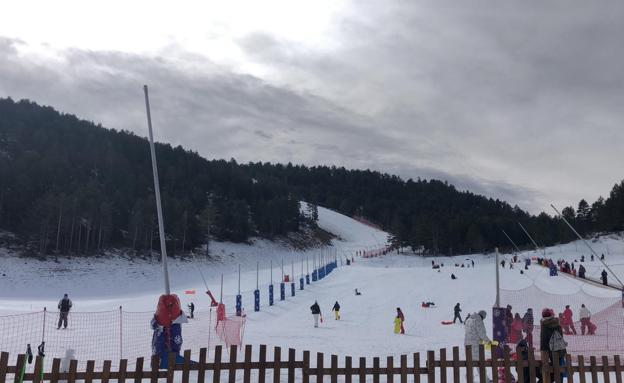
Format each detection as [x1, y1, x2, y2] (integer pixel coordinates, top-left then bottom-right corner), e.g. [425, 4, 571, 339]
[0, 307, 245, 370]
[500, 284, 624, 355]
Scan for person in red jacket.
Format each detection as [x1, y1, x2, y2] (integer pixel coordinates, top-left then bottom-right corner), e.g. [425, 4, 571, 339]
[562, 305, 577, 335]
[509, 313, 524, 344]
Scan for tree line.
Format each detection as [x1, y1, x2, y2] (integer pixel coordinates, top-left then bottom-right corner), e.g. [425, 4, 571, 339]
[0, 98, 622, 257]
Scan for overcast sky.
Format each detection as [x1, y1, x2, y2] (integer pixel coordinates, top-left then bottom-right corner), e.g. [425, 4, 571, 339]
[1, 1, 623, 214]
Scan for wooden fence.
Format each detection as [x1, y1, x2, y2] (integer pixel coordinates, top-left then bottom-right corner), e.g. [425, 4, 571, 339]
[1, 344, 623, 383]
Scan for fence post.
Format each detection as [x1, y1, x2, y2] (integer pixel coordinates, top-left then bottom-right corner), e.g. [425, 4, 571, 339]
[465, 346, 473, 383]
[590, 356, 598, 383]
[0, 352, 8, 383]
[345, 356, 353, 383]
[613, 355, 622, 383]
[427, 351, 435, 383]
[602, 356, 611, 383]
[440, 348, 447, 383]
[302, 351, 310, 383]
[452, 347, 460, 383]
[577, 355, 586, 383]
[607, 321, 610, 351]
[540, 351, 551, 383]
[243, 345, 253, 383]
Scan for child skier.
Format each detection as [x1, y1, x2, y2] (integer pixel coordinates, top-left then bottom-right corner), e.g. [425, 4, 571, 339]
[522, 308, 534, 348]
[562, 305, 576, 335]
[332, 301, 341, 320]
[394, 308, 405, 334]
[509, 313, 524, 343]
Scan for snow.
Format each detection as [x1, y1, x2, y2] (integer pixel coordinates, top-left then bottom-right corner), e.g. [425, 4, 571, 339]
[1, 205, 623, 369]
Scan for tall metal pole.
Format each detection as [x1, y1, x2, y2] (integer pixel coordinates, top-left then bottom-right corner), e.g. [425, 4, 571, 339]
[220, 274, 223, 303]
[270, 260, 273, 284]
[495, 247, 500, 307]
[143, 85, 170, 295]
[551, 204, 624, 288]
[256, 261, 259, 290]
[502, 230, 521, 253]
[518, 222, 542, 253]
[238, 264, 241, 295]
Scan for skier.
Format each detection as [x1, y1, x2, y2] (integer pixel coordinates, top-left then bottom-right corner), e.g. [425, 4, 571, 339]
[509, 313, 524, 344]
[578, 264, 586, 279]
[57, 294, 72, 329]
[187, 302, 195, 319]
[501, 260, 506, 268]
[562, 305, 577, 335]
[601, 254, 605, 261]
[579, 304, 596, 335]
[451, 273, 457, 280]
[332, 301, 341, 320]
[591, 254, 594, 261]
[310, 301, 321, 328]
[601, 270, 608, 286]
[453, 303, 463, 324]
[540, 308, 567, 382]
[464, 310, 490, 360]
[581, 255, 585, 262]
[394, 307, 405, 334]
[522, 308, 534, 348]
[355, 288, 362, 296]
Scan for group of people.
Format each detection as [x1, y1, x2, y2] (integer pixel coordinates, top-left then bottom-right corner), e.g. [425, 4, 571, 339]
[503, 303, 597, 346]
[309, 300, 342, 327]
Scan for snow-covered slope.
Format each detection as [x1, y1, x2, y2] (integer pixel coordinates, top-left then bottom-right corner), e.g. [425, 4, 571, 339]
[1, 205, 623, 363]
[0, 205, 389, 312]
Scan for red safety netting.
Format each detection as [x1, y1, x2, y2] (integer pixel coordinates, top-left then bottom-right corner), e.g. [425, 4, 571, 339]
[500, 284, 624, 355]
[0, 307, 246, 371]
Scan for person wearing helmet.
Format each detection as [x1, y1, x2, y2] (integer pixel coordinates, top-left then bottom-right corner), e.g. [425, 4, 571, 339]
[540, 308, 567, 381]
[464, 310, 490, 360]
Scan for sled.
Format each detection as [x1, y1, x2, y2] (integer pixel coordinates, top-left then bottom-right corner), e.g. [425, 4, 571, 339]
[441, 320, 454, 325]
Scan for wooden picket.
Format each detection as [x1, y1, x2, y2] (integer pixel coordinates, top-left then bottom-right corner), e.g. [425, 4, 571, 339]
[2, 344, 624, 382]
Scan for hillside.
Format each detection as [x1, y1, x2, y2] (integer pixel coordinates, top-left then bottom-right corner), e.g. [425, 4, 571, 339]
[1, 97, 624, 256]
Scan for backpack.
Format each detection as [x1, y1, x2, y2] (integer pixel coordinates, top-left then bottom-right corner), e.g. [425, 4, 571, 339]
[549, 330, 567, 352]
[60, 298, 71, 312]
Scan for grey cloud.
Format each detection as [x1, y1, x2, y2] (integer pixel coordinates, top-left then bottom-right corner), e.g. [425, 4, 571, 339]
[235, 1, 624, 212]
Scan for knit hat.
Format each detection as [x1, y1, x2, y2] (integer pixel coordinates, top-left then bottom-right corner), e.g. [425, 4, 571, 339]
[542, 308, 554, 318]
[478, 310, 487, 319]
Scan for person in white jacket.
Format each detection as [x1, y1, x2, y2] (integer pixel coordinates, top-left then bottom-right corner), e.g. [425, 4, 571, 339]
[579, 304, 594, 335]
[464, 310, 491, 360]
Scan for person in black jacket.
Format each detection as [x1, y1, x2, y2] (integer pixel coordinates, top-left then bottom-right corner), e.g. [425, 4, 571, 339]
[453, 303, 463, 324]
[332, 301, 341, 320]
[57, 294, 73, 329]
[188, 302, 195, 319]
[578, 264, 586, 279]
[310, 301, 321, 327]
[601, 270, 608, 286]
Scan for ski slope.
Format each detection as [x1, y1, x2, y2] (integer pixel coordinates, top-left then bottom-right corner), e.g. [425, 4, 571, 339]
[1, 205, 623, 363]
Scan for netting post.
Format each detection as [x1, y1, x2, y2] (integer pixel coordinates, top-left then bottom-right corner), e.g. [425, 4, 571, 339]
[41, 307, 47, 344]
[607, 320, 609, 351]
[119, 306, 123, 360]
